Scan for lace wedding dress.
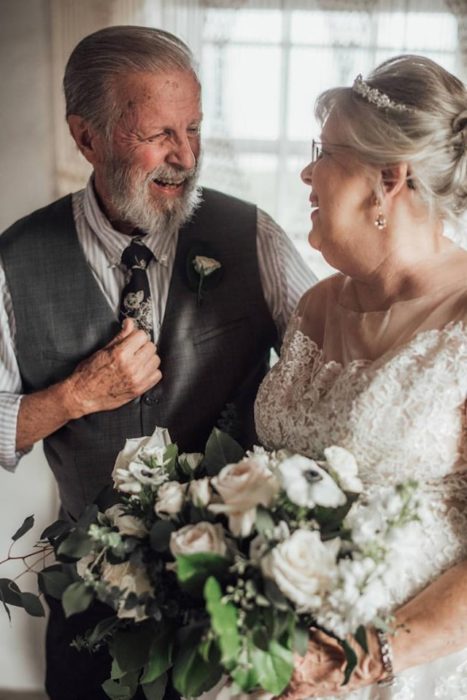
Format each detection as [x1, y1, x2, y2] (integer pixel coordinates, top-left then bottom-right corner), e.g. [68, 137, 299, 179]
[255, 272, 467, 700]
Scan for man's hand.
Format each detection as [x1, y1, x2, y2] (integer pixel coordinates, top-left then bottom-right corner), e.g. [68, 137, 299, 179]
[16, 319, 162, 452]
[66, 319, 162, 418]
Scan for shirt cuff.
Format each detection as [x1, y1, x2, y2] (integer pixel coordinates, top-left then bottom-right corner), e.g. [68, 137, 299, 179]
[0, 393, 31, 471]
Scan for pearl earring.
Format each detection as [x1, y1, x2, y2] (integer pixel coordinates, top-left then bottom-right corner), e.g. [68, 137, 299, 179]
[374, 198, 387, 230]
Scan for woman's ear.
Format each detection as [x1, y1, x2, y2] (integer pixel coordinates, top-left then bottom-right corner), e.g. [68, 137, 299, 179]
[67, 115, 103, 166]
[380, 163, 410, 199]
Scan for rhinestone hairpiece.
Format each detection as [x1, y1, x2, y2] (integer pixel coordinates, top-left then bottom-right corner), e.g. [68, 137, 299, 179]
[352, 74, 411, 113]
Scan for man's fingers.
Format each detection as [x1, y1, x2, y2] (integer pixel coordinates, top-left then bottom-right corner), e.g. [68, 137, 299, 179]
[106, 318, 136, 348]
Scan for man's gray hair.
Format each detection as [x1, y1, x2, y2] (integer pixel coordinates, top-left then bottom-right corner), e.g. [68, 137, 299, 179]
[64, 25, 199, 137]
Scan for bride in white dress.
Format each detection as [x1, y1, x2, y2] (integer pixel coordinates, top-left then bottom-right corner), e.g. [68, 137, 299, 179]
[255, 55, 467, 699]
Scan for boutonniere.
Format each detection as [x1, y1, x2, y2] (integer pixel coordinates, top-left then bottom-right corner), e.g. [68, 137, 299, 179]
[192, 255, 222, 304]
[185, 242, 223, 305]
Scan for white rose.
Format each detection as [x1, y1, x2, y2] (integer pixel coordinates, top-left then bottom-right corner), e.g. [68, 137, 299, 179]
[104, 504, 147, 538]
[261, 529, 340, 611]
[324, 446, 363, 493]
[209, 456, 280, 537]
[179, 452, 204, 471]
[101, 560, 152, 622]
[170, 522, 227, 557]
[188, 477, 212, 507]
[155, 481, 187, 517]
[112, 427, 172, 492]
[278, 455, 346, 508]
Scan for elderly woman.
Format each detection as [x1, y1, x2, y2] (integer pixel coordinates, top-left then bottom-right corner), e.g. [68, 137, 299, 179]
[255, 55, 467, 699]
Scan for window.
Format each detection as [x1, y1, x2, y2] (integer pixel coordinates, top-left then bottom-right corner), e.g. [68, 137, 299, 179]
[197, 2, 460, 275]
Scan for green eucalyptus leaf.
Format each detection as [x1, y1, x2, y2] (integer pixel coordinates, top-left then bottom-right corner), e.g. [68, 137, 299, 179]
[38, 566, 73, 600]
[110, 622, 155, 673]
[77, 504, 99, 531]
[86, 617, 120, 651]
[40, 519, 72, 542]
[161, 444, 178, 479]
[142, 672, 168, 700]
[102, 670, 139, 700]
[12, 515, 34, 541]
[292, 622, 309, 656]
[250, 640, 293, 695]
[354, 625, 368, 654]
[203, 428, 244, 476]
[340, 638, 358, 685]
[62, 581, 94, 618]
[172, 629, 222, 697]
[264, 580, 289, 612]
[0, 578, 22, 607]
[19, 592, 45, 617]
[230, 641, 258, 692]
[141, 631, 174, 684]
[204, 577, 240, 666]
[0, 579, 44, 616]
[255, 507, 275, 536]
[57, 529, 94, 559]
[177, 553, 229, 592]
[150, 520, 176, 553]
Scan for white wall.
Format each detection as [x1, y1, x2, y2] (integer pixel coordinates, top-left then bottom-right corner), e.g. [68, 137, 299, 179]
[0, 0, 57, 691]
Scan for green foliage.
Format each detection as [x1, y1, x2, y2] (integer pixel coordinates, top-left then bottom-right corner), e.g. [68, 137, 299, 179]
[110, 622, 156, 673]
[57, 529, 94, 560]
[102, 670, 139, 700]
[204, 577, 240, 667]
[355, 625, 368, 654]
[250, 640, 293, 695]
[140, 630, 173, 684]
[142, 673, 167, 700]
[292, 621, 310, 656]
[176, 553, 229, 593]
[0, 578, 45, 618]
[12, 515, 34, 541]
[172, 627, 222, 697]
[255, 507, 275, 536]
[38, 565, 75, 600]
[203, 428, 244, 476]
[62, 581, 94, 618]
[340, 638, 358, 685]
[40, 519, 72, 542]
[162, 444, 179, 479]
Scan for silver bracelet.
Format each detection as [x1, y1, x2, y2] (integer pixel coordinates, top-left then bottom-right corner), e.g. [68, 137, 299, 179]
[376, 628, 396, 687]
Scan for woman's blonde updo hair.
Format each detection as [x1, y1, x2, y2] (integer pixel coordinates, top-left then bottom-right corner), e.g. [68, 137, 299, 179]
[316, 55, 467, 224]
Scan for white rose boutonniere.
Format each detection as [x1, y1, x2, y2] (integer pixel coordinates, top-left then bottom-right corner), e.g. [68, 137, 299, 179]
[111, 427, 172, 494]
[192, 255, 222, 304]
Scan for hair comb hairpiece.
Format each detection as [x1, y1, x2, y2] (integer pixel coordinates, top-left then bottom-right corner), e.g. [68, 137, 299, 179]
[352, 74, 411, 113]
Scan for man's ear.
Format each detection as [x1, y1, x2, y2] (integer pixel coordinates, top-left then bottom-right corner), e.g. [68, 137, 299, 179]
[67, 115, 102, 166]
[380, 163, 410, 199]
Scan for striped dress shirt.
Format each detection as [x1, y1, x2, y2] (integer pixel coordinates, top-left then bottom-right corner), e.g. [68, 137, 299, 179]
[0, 179, 316, 470]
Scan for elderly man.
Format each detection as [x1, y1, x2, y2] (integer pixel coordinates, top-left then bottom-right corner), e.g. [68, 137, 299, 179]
[0, 26, 315, 699]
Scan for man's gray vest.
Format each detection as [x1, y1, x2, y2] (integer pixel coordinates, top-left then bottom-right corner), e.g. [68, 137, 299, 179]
[0, 188, 277, 521]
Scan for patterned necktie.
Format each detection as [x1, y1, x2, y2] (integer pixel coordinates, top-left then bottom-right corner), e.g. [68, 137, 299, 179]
[119, 238, 154, 338]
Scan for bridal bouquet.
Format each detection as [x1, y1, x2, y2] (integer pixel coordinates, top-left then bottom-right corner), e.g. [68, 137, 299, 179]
[2, 428, 423, 700]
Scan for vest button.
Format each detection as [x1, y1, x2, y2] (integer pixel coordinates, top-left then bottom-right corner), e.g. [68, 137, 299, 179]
[143, 395, 155, 406]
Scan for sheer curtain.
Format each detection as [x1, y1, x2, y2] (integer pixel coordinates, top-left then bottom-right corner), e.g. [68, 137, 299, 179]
[50, 0, 465, 275]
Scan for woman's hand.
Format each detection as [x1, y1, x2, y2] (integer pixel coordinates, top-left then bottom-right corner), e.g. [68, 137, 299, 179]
[279, 628, 385, 700]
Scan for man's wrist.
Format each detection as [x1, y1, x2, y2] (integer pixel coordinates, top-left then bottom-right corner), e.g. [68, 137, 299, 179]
[56, 376, 85, 421]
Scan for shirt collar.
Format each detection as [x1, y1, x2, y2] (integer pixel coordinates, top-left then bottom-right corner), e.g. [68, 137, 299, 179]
[82, 177, 175, 268]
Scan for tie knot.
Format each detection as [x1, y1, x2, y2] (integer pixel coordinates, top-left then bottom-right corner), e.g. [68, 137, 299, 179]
[121, 239, 154, 271]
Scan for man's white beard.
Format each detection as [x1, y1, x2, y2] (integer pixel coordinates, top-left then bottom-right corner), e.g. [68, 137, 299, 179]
[103, 154, 202, 236]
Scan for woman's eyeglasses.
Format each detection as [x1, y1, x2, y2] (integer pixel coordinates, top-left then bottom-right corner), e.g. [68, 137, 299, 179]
[311, 139, 323, 162]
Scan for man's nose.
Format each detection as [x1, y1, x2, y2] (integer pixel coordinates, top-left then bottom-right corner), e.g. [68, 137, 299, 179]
[167, 135, 197, 170]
